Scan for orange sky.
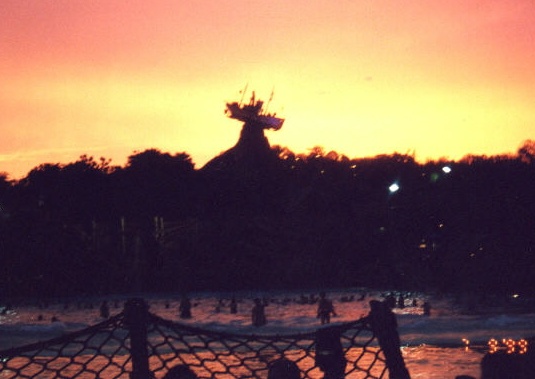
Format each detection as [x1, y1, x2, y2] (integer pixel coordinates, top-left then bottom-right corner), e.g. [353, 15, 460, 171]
[1, 0, 534, 179]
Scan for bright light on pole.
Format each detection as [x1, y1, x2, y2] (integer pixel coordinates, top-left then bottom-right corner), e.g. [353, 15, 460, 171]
[388, 183, 400, 193]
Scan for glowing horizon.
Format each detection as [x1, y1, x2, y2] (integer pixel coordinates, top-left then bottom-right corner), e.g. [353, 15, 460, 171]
[1, 0, 534, 179]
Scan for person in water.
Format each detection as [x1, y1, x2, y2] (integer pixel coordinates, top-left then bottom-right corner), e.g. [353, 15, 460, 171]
[179, 295, 192, 319]
[422, 301, 431, 316]
[268, 359, 301, 379]
[230, 297, 238, 314]
[163, 364, 198, 379]
[99, 300, 110, 319]
[252, 298, 267, 327]
[317, 292, 336, 325]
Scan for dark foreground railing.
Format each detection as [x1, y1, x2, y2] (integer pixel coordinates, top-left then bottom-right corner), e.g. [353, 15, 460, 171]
[0, 298, 410, 379]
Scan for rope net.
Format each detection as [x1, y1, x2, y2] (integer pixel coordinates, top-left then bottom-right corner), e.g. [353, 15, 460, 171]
[148, 314, 386, 379]
[0, 314, 130, 378]
[0, 303, 388, 379]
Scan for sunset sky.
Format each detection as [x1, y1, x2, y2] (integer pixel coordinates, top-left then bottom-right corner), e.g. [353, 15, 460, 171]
[1, 0, 534, 179]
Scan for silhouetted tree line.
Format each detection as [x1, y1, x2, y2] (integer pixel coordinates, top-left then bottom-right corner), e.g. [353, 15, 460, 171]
[1, 141, 535, 300]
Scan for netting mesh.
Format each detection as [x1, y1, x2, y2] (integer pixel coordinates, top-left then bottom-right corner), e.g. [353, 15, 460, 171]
[0, 301, 389, 379]
[147, 314, 386, 379]
[0, 314, 131, 379]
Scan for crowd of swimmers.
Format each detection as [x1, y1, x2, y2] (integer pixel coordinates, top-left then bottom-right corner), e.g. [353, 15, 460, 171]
[0, 298, 122, 323]
[384, 292, 431, 316]
[0, 290, 433, 328]
[174, 290, 431, 329]
[6, 293, 535, 379]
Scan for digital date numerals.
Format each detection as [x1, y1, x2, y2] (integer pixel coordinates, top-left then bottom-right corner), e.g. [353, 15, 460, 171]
[488, 338, 528, 354]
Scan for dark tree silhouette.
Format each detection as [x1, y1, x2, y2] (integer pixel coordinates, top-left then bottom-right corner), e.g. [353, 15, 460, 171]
[0, 119, 535, 298]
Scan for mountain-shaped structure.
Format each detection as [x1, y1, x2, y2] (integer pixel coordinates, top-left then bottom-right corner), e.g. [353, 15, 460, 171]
[201, 92, 284, 173]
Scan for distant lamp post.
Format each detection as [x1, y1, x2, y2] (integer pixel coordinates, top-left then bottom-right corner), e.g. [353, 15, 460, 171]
[442, 166, 452, 174]
[384, 181, 401, 283]
[388, 182, 400, 194]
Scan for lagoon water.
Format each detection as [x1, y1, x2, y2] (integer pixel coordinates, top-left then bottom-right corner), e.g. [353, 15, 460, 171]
[1, 288, 534, 378]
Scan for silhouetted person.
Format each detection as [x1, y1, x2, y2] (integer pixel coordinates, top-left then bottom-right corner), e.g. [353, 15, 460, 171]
[268, 359, 301, 379]
[179, 295, 192, 319]
[163, 364, 198, 379]
[422, 301, 431, 316]
[317, 292, 336, 325]
[99, 300, 110, 319]
[397, 294, 405, 309]
[315, 327, 346, 379]
[252, 298, 266, 326]
[215, 299, 223, 313]
[230, 297, 238, 314]
[385, 293, 396, 309]
[481, 351, 528, 379]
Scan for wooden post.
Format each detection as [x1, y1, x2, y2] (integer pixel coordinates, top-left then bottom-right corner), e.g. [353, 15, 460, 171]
[124, 298, 150, 379]
[366, 300, 411, 379]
